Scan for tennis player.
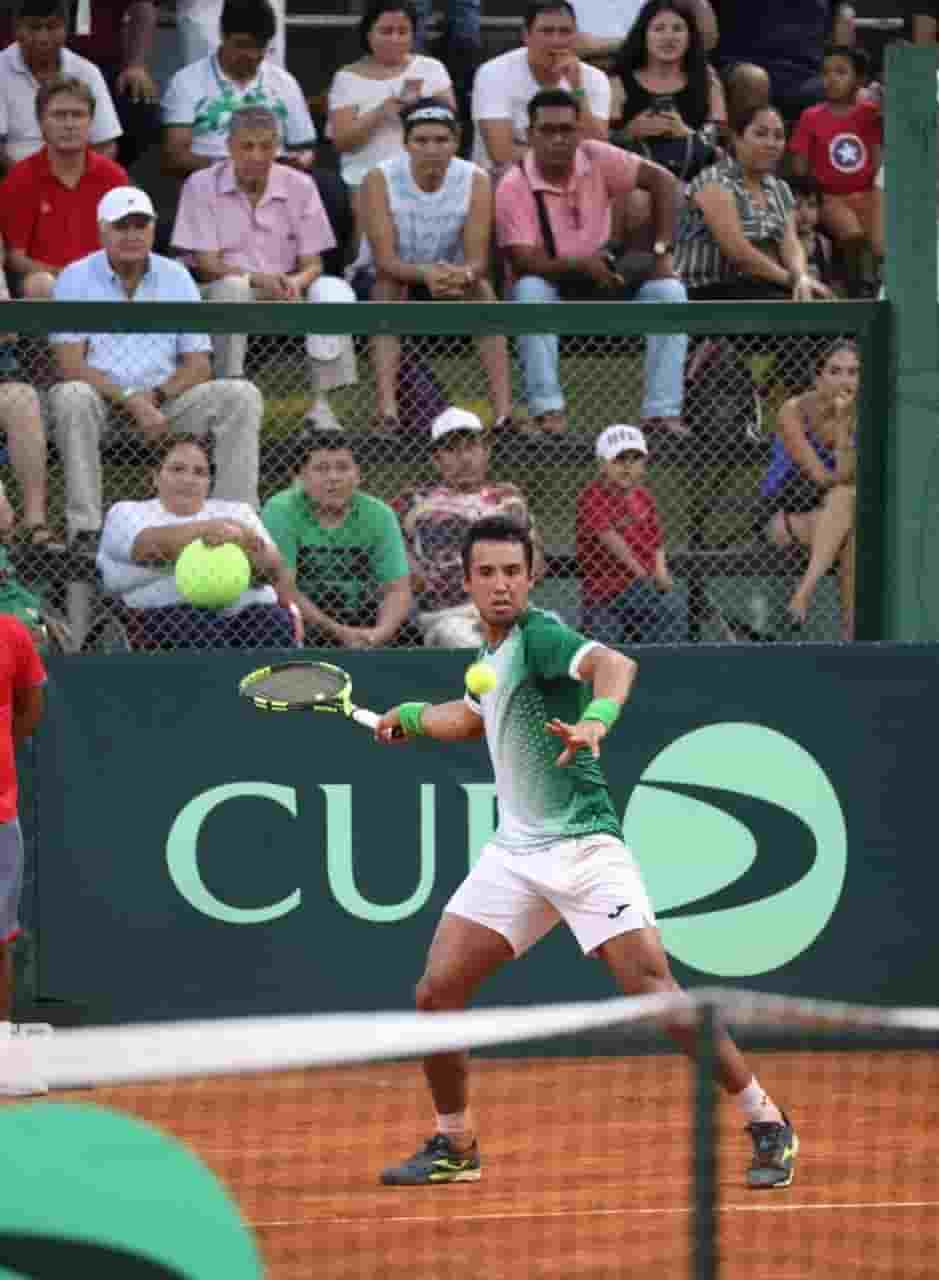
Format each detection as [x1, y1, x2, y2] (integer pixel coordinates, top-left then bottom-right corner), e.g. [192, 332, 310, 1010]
[376, 514, 798, 1189]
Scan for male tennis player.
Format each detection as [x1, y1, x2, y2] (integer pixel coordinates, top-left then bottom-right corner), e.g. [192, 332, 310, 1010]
[375, 514, 798, 1189]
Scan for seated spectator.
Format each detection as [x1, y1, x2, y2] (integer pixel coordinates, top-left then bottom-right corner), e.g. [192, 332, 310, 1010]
[171, 105, 357, 431]
[576, 422, 686, 642]
[0, 76, 127, 300]
[0, 476, 50, 640]
[609, 0, 725, 203]
[0, 0, 122, 177]
[674, 105, 830, 302]
[495, 88, 687, 436]
[97, 434, 297, 650]
[328, 0, 455, 206]
[49, 186, 262, 552]
[261, 429, 412, 648]
[759, 340, 858, 638]
[787, 174, 835, 290]
[0, 236, 53, 548]
[162, 0, 316, 181]
[790, 45, 882, 297]
[574, 0, 717, 65]
[360, 100, 513, 432]
[471, 0, 611, 181]
[392, 406, 544, 647]
[712, 0, 856, 123]
[176, 0, 287, 66]
[722, 61, 770, 130]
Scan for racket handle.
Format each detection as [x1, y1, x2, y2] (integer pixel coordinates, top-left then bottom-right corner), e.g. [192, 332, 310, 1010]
[351, 708, 380, 731]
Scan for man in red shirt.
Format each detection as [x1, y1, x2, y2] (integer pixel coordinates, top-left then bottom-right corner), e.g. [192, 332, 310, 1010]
[0, 73, 127, 298]
[0, 612, 47, 1094]
[576, 422, 686, 643]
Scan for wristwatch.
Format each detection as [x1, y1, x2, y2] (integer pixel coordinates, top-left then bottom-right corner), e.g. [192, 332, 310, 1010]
[653, 241, 674, 257]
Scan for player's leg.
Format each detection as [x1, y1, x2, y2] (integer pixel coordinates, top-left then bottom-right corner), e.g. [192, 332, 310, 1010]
[0, 819, 46, 1096]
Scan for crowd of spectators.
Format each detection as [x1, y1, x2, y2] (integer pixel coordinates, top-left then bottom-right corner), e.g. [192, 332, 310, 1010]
[0, 0, 918, 650]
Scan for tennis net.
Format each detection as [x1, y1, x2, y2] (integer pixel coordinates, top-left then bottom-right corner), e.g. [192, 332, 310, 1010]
[8, 989, 939, 1280]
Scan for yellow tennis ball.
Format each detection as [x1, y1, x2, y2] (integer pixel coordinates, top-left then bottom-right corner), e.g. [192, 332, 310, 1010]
[176, 539, 251, 608]
[465, 662, 497, 696]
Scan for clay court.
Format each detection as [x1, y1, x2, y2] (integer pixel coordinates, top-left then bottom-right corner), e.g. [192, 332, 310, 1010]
[60, 1046, 939, 1279]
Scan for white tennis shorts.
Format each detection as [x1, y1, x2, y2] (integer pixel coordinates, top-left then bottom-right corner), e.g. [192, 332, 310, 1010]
[445, 834, 656, 958]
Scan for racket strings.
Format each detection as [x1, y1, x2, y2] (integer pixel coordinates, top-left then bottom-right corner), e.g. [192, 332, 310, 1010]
[245, 665, 347, 703]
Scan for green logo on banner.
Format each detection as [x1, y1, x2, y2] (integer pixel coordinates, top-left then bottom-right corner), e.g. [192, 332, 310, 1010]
[623, 723, 847, 976]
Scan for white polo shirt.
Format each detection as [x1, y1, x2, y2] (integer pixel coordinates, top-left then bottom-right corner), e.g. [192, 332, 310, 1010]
[162, 52, 316, 161]
[571, 0, 644, 40]
[0, 43, 122, 165]
[470, 47, 610, 171]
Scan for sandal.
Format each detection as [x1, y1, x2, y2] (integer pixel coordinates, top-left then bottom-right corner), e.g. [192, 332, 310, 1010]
[21, 524, 61, 550]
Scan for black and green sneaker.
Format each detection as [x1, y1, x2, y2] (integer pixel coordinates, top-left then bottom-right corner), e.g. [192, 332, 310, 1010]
[746, 1114, 799, 1189]
[381, 1135, 482, 1186]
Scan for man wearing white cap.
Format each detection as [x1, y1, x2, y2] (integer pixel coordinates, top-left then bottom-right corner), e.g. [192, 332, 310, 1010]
[393, 406, 543, 647]
[49, 185, 263, 552]
[575, 422, 686, 642]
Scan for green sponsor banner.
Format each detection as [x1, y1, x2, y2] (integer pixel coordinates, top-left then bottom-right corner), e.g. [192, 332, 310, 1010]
[34, 648, 939, 1022]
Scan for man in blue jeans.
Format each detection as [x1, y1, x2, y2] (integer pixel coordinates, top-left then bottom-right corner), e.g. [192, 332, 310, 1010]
[495, 87, 687, 436]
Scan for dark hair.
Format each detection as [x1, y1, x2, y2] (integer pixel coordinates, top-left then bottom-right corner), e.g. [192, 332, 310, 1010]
[220, 0, 277, 43]
[816, 340, 859, 377]
[614, 0, 710, 127]
[461, 515, 534, 575]
[294, 428, 358, 469]
[36, 74, 95, 120]
[156, 433, 215, 486]
[358, 0, 418, 54]
[523, 0, 577, 31]
[15, 0, 68, 22]
[401, 97, 460, 140]
[731, 101, 784, 137]
[787, 173, 822, 203]
[823, 43, 870, 81]
[528, 86, 580, 125]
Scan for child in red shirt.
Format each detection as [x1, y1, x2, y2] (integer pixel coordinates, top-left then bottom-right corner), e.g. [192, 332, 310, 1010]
[790, 44, 883, 296]
[576, 424, 686, 644]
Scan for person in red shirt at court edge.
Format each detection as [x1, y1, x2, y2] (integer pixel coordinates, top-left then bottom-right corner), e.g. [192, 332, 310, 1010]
[0, 74, 127, 299]
[576, 422, 686, 643]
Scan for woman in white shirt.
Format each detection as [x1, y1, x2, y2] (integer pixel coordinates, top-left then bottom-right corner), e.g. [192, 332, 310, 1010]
[327, 0, 455, 199]
[97, 434, 299, 649]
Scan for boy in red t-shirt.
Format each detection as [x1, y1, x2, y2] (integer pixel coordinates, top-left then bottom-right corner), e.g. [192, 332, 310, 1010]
[790, 44, 883, 296]
[575, 424, 686, 644]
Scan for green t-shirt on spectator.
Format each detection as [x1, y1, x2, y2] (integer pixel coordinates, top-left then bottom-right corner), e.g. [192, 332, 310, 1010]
[261, 488, 409, 623]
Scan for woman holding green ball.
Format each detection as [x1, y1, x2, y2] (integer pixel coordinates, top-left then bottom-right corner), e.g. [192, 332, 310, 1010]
[97, 435, 300, 650]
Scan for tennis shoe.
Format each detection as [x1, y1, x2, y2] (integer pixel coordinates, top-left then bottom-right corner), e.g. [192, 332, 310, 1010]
[381, 1134, 481, 1185]
[0, 1024, 48, 1095]
[746, 1113, 799, 1188]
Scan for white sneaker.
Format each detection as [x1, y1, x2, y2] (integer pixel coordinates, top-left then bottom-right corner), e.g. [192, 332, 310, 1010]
[304, 401, 343, 431]
[12, 1022, 54, 1038]
[0, 1023, 48, 1095]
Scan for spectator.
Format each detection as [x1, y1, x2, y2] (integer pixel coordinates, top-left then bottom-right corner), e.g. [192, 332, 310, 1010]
[674, 105, 830, 302]
[162, 0, 316, 180]
[609, 0, 725, 198]
[722, 61, 770, 130]
[49, 186, 262, 552]
[261, 429, 412, 648]
[495, 88, 687, 436]
[788, 173, 835, 289]
[360, 100, 513, 432]
[171, 105, 357, 431]
[790, 44, 882, 297]
[576, 422, 686, 642]
[712, 0, 856, 123]
[0, 76, 127, 300]
[0, 238, 53, 549]
[0, 478, 52, 639]
[574, 0, 717, 66]
[176, 0, 286, 67]
[471, 0, 610, 180]
[327, 0, 455, 204]
[98, 434, 297, 650]
[392, 406, 544, 647]
[0, 0, 122, 177]
[759, 340, 858, 638]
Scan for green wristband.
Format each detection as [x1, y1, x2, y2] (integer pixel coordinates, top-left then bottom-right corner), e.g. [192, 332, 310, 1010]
[398, 701, 429, 738]
[582, 698, 621, 730]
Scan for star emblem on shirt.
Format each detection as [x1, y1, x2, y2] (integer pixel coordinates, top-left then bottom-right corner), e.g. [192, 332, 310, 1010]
[829, 132, 867, 173]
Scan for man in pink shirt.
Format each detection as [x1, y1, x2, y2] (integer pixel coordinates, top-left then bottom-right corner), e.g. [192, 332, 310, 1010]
[171, 104, 357, 432]
[495, 87, 687, 436]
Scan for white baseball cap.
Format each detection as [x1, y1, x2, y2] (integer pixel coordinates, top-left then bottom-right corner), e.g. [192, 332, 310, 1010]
[431, 407, 485, 443]
[596, 423, 648, 461]
[97, 186, 156, 224]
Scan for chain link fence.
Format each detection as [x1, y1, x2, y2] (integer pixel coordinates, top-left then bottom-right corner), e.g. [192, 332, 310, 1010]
[0, 307, 864, 653]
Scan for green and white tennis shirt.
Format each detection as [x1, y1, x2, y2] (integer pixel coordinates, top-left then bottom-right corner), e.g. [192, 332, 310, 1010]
[465, 608, 624, 854]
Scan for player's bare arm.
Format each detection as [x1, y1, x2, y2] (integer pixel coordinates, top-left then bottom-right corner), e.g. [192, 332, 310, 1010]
[547, 646, 637, 765]
[376, 699, 485, 745]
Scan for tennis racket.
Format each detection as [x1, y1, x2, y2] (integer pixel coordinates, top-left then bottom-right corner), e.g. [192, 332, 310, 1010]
[238, 660, 383, 731]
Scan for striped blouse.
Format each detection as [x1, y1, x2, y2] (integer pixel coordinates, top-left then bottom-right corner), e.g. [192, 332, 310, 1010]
[674, 157, 795, 291]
